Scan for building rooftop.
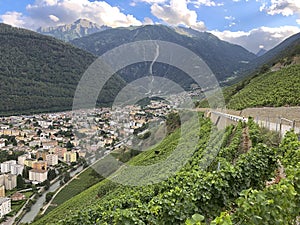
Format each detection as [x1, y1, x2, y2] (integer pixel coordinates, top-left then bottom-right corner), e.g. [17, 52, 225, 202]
[30, 169, 47, 173]
[0, 197, 10, 204]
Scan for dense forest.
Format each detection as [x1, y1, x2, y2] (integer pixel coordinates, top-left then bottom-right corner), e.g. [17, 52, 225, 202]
[0, 23, 125, 115]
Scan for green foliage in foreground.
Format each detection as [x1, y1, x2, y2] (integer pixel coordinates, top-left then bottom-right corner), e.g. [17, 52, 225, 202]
[205, 131, 300, 225]
[34, 116, 285, 225]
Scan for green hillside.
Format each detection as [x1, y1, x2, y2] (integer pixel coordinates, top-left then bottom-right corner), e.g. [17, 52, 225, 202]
[196, 36, 300, 110]
[235, 32, 300, 82]
[32, 113, 300, 225]
[223, 32, 300, 110]
[227, 64, 300, 110]
[0, 23, 125, 115]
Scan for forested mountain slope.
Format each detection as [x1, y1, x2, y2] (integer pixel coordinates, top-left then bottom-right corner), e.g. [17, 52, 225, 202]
[71, 25, 257, 84]
[0, 23, 124, 115]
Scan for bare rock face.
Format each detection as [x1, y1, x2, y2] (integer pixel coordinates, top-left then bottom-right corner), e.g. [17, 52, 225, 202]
[37, 19, 109, 41]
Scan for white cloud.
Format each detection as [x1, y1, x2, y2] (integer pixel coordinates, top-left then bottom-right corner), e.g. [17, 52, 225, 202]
[49, 14, 60, 22]
[260, 0, 300, 16]
[260, 0, 300, 24]
[225, 16, 235, 20]
[0, 0, 142, 30]
[229, 22, 236, 27]
[130, 1, 137, 7]
[224, 15, 235, 27]
[143, 17, 154, 24]
[189, 0, 224, 8]
[151, 0, 206, 30]
[211, 26, 300, 53]
[0, 11, 25, 27]
[137, 0, 168, 4]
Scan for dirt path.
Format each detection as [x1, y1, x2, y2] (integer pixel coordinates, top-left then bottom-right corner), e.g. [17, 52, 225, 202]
[241, 126, 252, 153]
[266, 160, 286, 187]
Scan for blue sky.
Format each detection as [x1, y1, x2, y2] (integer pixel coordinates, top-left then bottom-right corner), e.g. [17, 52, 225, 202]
[1, 0, 300, 53]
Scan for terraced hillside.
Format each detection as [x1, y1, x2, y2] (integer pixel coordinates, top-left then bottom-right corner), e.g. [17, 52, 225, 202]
[32, 113, 300, 225]
[227, 64, 300, 110]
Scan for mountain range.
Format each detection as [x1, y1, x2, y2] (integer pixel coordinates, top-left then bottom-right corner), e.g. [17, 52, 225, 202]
[215, 31, 300, 110]
[256, 48, 267, 57]
[37, 19, 109, 42]
[37, 19, 258, 82]
[5, 18, 300, 225]
[1, 20, 300, 115]
[71, 25, 257, 83]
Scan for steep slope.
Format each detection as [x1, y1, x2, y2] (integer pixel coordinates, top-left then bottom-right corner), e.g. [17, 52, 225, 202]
[227, 64, 300, 110]
[71, 25, 257, 83]
[243, 32, 300, 74]
[223, 35, 300, 110]
[33, 116, 283, 224]
[37, 19, 109, 42]
[197, 32, 300, 109]
[0, 23, 124, 115]
[256, 48, 267, 57]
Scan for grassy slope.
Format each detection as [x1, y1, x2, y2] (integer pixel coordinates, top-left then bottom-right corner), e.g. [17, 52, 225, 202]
[43, 167, 104, 215]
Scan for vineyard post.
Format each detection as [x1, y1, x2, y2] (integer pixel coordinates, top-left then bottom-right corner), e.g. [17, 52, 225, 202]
[292, 120, 296, 130]
[279, 117, 282, 137]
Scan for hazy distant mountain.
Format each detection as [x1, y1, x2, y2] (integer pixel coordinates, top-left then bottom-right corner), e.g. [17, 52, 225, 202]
[37, 19, 109, 41]
[222, 32, 300, 109]
[0, 23, 124, 115]
[256, 48, 267, 57]
[237, 32, 300, 76]
[71, 25, 257, 84]
[253, 32, 300, 67]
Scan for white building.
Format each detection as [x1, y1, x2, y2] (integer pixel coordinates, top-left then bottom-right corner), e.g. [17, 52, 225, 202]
[0, 174, 17, 190]
[37, 120, 53, 128]
[0, 141, 5, 148]
[18, 154, 31, 165]
[0, 198, 11, 218]
[10, 164, 24, 176]
[0, 160, 16, 173]
[29, 140, 41, 148]
[0, 162, 10, 174]
[46, 154, 58, 166]
[29, 169, 48, 183]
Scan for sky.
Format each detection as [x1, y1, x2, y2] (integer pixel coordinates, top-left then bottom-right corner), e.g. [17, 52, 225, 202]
[0, 0, 300, 53]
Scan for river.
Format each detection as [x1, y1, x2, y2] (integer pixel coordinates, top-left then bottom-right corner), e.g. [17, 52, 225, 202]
[20, 166, 83, 224]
